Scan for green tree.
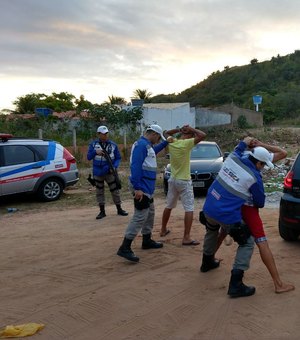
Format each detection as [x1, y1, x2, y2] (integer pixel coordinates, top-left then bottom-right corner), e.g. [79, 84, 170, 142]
[13, 93, 40, 114]
[39, 92, 76, 112]
[106, 95, 126, 105]
[132, 89, 152, 103]
[75, 95, 94, 113]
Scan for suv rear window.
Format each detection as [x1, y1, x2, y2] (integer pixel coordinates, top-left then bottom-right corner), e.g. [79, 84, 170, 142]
[1, 145, 48, 166]
[293, 154, 300, 175]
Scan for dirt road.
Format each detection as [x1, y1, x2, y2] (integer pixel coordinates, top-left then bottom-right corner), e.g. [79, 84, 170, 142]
[1, 197, 299, 340]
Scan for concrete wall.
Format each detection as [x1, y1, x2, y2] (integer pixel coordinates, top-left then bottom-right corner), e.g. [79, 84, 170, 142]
[195, 108, 231, 127]
[196, 103, 263, 128]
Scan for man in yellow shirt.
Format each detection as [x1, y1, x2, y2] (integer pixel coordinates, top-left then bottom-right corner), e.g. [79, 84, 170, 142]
[160, 125, 206, 245]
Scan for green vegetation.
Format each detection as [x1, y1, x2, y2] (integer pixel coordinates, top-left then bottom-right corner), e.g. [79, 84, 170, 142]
[151, 50, 300, 125]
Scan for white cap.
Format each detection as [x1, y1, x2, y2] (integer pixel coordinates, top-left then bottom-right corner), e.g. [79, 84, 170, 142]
[97, 125, 109, 134]
[146, 124, 166, 140]
[250, 147, 274, 169]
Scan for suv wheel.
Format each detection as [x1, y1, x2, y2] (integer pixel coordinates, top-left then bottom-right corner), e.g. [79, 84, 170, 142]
[37, 178, 63, 202]
[279, 221, 299, 241]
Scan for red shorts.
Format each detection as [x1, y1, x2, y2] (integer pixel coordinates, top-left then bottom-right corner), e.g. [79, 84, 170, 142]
[241, 205, 267, 243]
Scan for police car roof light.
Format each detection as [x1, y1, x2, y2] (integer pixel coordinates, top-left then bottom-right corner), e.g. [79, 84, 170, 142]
[0, 133, 13, 142]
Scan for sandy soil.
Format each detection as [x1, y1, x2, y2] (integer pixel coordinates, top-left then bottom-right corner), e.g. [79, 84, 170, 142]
[1, 196, 299, 340]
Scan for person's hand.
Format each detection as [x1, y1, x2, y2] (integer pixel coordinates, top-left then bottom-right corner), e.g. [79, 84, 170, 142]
[181, 125, 190, 134]
[134, 190, 144, 201]
[243, 136, 253, 146]
[249, 138, 262, 148]
[96, 149, 104, 156]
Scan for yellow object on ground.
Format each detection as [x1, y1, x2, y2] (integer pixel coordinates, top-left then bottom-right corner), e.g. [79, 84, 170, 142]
[0, 323, 44, 338]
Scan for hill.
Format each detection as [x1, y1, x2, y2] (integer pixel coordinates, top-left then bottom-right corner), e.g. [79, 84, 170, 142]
[151, 50, 300, 124]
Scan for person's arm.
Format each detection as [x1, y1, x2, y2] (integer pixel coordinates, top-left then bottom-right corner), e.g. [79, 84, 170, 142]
[112, 143, 121, 168]
[153, 140, 168, 154]
[174, 125, 206, 144]
[250, 139, 287, 162]
[249, 179, 265, 208]
[182, 126, 206, 144]
[164, 127, 181, 137]
[87, 141, 96, 161]
[130, 144, 147, 191]
[233, 137, 252, 157]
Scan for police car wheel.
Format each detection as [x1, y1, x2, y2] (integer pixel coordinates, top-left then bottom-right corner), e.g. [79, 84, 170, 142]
[37, 178, 63, 202]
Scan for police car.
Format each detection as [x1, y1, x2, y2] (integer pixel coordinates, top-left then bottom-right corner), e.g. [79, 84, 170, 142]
[0, 133, 79, 201]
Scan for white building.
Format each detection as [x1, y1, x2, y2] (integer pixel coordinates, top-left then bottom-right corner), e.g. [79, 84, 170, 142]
[140, 102, 195, 131]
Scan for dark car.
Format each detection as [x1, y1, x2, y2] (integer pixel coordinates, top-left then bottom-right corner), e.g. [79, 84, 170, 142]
[278, 152, 300, 241]
[163, 141, 228, 194]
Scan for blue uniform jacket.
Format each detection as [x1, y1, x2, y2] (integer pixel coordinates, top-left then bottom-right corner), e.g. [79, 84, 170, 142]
[129, 136, 168, 196]
[87, 139, 121, 177]
[203, 141, 265, 224]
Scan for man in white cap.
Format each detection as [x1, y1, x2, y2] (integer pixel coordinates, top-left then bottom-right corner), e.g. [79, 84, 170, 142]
[87, 125, 128, 219]
[200, 137, 294, 297]
[200, 137, 267, 298]
[239, 139, 294, 294]
[117, 124, 168, 262]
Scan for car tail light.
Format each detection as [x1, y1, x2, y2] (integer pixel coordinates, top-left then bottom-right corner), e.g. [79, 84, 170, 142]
[284, 170, 293, 189]
[63, 148, 76, 163]
[283, 216, 299, 224]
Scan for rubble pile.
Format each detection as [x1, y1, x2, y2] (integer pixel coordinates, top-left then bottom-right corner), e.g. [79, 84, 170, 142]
[262, 161, 294, 207]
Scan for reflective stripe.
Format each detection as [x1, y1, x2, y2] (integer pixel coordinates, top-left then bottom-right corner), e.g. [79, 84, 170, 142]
[142, 165, 157, 171]
[216, 154, 256, 200]
[217, 176, 250, 200]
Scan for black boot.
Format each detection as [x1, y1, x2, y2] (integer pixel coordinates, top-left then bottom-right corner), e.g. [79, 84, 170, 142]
[200, 254, 220, 272]
[117, 237, 139, 262]
[116, 204, 128, 216]
[96, 204, 106, 219]
[142, 234, 163, 249]
[227, 269, 256, 298]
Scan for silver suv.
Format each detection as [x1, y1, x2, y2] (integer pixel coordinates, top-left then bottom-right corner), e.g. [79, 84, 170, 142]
[0, 133, 79, 201]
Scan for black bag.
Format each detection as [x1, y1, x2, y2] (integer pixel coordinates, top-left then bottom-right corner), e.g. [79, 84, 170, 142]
[229, 222, 251, 245]
[134, 195, 153, 210]
[87, 174, 96, 187]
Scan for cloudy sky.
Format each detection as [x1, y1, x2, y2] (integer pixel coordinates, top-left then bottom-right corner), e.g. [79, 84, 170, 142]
[0, 0, 299, 110]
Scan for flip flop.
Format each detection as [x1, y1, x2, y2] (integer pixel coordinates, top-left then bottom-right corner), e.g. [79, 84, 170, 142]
[182, 240, 200, 246]
[160, 229, 171, 237]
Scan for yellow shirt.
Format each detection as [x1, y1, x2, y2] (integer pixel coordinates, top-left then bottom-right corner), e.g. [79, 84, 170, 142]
[169, 138, 195, 180]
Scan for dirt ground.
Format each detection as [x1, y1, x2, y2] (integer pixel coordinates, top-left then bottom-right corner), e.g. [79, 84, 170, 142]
[1, 196, 300, 340]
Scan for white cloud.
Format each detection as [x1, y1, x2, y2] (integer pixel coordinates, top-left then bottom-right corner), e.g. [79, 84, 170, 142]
[0, 0, 299, 110]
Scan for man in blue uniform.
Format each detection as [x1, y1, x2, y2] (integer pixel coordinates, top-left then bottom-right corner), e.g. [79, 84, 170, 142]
[117, 124, 168, 263]
[200, 137, 268, 298]
[87, 125, 128, 219]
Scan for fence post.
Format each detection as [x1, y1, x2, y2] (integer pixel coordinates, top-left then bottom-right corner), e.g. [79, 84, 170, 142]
[123, 129, 127, 160]
[38, 129, 43, 139]
[73, 128, 77, 153]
